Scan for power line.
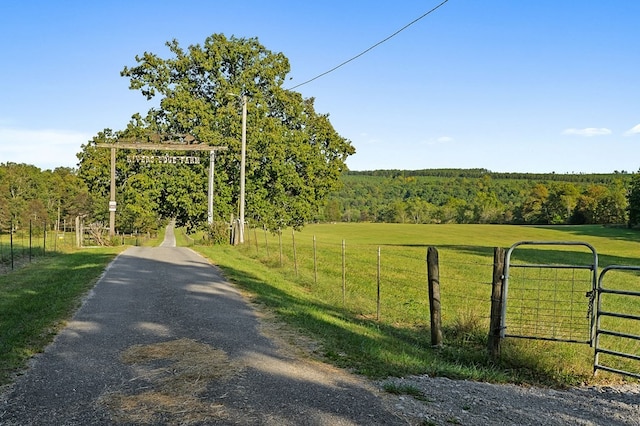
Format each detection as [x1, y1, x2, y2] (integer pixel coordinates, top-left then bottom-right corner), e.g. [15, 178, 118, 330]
[287, 0, 450, 90]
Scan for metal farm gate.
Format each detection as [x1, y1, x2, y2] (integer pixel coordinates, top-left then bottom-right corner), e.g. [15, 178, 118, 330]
[594, 266, 640, 380]
[502, 241, 640, 379]
[502, 241, 598, 344]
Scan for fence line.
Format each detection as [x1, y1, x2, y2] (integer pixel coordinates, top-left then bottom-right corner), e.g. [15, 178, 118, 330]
[224, 230, 640, 375]
[0, 221, 65, 273]
[1, 221, 158, 274]
[240, 228, 496, 337]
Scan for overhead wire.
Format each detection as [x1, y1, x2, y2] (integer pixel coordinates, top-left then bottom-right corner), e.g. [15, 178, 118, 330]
[287, 0, 450, 90]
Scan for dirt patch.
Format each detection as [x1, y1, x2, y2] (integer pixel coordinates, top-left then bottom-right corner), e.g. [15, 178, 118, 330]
[0, 256, 34, 276]
[251, 304, 322, 359]
[99, 338, 241, 425]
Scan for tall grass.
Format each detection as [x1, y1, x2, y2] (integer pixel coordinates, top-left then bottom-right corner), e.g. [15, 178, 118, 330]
[191, 223, 640, 386]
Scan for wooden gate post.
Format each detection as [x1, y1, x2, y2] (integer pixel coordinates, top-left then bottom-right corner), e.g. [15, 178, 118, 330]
[488, 247, 506, 358]
[427, 246, 443, 347]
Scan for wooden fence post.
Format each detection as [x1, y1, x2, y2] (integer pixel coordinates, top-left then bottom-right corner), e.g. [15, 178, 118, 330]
[292, 229, 298, 277]
[313, 235, 318, 285]
[342, 240, 346, 306]
[488, 247, 506, 358]
[427, 246, 443, 347]
[29, 219, 32, 262]
[254, 228, 259, 255]
[376, 246, 381, 321]
[10, 220, 14, 270]
[278, 230, 283, 266]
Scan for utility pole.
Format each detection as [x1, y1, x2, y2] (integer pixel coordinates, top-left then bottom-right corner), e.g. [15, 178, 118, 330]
[109, 147, 116, 237]
[208, 150, 215, 224]
[239, 94, 247, 243]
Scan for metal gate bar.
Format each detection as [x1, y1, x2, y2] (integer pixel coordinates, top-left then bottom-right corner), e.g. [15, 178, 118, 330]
[594, 265, 640, 380]
[502, 241, 598, 343]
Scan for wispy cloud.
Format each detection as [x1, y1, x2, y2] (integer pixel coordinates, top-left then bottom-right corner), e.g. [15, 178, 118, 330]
[624, 124, 640, 136]
[356, 132, 381, 145]
[423, 136, 454, 145]
[561, 127, 612, 137]
[0, 127, 91, 169]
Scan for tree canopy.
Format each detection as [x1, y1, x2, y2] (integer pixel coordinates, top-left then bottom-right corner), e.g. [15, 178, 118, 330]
[0, 163, 91, 232]
[325, 171, 631, 226]
[80, 34, 354, 231]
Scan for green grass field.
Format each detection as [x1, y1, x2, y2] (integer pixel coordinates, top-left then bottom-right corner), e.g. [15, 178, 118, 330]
[191, 223, 640, 386]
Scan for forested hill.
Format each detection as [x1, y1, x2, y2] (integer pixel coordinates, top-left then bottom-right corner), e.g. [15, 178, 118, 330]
[323, 169, 634, 225]
[346, 169, 631, 184]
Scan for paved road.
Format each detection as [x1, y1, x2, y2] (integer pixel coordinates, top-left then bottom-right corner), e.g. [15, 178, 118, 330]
[0, 225, 404, 425]
[159, 220, 176, 247]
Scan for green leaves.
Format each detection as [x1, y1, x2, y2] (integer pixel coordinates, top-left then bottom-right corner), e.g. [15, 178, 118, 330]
[0, 163, 90, 232]
[628, 173, 640, 227]
[115, 33, 355, 232]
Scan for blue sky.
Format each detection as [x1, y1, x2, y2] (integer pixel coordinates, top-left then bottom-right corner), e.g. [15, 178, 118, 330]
[1, 0, 638, 173]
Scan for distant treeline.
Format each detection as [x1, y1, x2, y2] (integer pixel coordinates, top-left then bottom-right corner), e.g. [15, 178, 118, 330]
[0, 163, 92, 233]
[346, 168, 632, 183]
[3, 162, 639, 233]
[322, 169, 635, 225]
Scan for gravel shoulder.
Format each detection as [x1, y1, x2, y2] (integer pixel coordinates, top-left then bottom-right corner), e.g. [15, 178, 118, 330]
[379, 375, 640, 425]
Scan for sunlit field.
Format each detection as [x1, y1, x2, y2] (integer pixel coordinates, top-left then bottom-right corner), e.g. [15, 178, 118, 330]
[190, 223, 640, 386]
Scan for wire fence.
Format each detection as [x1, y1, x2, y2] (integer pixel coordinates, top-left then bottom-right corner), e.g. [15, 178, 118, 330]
[218, 228, 640, 376]
[239, 230, 627, 342]
[0, 220, 157, 274]
[0, 221, 74, 273]
[240, 228, 497, 335]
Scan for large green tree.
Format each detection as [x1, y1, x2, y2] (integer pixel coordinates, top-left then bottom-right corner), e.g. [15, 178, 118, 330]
[77, 127, 207, 232]
[116, 33, 354, 231]
[628, 172, 640, 227]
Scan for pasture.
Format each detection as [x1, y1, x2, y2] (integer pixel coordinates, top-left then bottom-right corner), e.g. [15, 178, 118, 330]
[191, 223, 640, 386]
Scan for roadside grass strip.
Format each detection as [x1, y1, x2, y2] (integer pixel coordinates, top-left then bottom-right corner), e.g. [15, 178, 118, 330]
[190, 224, 640, 387]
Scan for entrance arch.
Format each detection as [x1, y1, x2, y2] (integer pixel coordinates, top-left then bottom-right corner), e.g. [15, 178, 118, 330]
[97, 139, 227, 236]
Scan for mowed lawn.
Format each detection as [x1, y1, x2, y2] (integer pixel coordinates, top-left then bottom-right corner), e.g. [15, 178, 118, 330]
[192, 223, 640, 386]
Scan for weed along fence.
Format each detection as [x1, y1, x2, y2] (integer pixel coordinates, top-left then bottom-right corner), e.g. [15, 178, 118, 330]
[238, 230, 640, 380]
